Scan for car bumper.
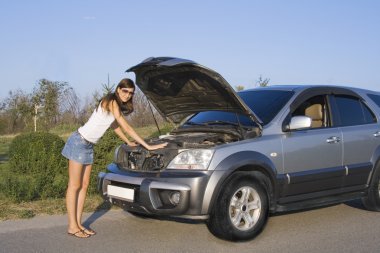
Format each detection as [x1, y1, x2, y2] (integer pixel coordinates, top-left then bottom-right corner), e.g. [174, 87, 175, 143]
[98, 163, 213, 218]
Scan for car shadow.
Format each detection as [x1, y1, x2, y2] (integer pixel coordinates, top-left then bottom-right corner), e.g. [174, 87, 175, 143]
[344, 198, 366, 210]
[127, 211, 205, 224]
[82, 198, 367, 227]
[83, 200, 112, 228]
[269, 203, 340, 217]
[270, 198, 367, 217]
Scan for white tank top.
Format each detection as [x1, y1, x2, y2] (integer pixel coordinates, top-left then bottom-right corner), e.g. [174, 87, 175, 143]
[78, 105, 115, 144]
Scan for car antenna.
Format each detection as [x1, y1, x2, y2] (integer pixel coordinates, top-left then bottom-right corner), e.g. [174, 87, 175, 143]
[148, 101, 161, 135]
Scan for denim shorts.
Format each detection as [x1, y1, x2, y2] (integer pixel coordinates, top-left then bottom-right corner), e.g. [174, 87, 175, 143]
[61, 131, 94, 164]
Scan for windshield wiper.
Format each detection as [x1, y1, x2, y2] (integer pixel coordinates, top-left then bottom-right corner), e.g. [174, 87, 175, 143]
[184, 121, 206, 126]
[202, 120, 240, 126]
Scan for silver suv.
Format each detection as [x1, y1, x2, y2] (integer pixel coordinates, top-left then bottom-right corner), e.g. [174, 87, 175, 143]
[98, 57, 380, 241]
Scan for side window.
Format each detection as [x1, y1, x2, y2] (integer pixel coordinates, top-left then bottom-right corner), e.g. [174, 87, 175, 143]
[334, 95, 376, 126]
[367, 94, 380, 108]
[292, 95, 330, 128]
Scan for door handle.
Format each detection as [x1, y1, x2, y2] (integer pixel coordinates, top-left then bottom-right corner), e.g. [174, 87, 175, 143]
[326, 136, 341, 144]
[374, 131, 380, 137]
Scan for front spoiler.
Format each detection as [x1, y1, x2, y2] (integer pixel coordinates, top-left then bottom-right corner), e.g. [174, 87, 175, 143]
[98, 163, 212, 217]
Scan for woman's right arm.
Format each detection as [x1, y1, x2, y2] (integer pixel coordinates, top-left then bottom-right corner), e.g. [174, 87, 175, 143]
[109, 100, 167, 150]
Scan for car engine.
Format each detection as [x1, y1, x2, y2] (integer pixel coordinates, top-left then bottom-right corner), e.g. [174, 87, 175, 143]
[114, 132, 241, 172]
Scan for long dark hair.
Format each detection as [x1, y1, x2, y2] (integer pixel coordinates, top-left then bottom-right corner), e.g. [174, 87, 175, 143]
[99, 78, 135, 115]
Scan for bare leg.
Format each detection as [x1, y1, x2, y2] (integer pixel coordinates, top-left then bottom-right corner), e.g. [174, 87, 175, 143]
[66, 160, 89, 238]
[76, 164, 95, 234]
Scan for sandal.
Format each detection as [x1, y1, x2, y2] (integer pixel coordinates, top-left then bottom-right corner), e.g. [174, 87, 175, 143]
[82, 228, 96, 235]
[68, 230, 90, 238]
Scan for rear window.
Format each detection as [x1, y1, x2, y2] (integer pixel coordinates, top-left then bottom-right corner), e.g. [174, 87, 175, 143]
[367, 94, 380, 108]
[334, 95, 376, 126]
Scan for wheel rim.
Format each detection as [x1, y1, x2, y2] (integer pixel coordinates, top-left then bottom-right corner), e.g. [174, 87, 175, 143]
[229, 186, 262, 231]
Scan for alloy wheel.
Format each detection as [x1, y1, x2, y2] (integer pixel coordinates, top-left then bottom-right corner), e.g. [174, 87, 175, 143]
[229, 186, 262, 231]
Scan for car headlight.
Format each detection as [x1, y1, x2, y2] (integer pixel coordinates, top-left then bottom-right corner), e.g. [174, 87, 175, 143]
[167, 149, 214, 170]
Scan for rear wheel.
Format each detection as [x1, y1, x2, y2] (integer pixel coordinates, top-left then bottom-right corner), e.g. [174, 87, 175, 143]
[362, 164, 380, 211]
[206, 176, 269, 241]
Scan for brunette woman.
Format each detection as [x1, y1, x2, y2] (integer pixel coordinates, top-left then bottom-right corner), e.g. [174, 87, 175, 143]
[62, 78, 167, 238]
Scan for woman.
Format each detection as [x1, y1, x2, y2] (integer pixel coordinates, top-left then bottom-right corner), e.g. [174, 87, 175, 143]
[62, 78, 167, 238]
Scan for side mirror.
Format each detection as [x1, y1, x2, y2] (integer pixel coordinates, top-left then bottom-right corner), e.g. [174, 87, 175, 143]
[288, 116, 312, 131]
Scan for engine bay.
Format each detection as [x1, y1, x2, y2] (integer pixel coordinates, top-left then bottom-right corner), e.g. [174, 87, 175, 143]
[114, 131, 249, 172]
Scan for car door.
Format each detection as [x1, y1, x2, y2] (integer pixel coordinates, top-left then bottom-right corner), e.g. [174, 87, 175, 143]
[332, 95, 380, 190]
[281, 94, 344, 200]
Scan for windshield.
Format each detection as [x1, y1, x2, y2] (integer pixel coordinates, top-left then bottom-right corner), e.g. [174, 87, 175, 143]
[184, 90, 294, 127]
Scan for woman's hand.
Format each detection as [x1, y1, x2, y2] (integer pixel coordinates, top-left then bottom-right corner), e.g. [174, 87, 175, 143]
[146, 142, 168, 151]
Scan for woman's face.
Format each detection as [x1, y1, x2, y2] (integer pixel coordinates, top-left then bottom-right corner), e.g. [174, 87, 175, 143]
[117, 87, 134, 102]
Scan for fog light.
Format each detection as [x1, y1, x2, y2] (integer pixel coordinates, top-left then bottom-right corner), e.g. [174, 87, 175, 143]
[169, 192, 181, 205]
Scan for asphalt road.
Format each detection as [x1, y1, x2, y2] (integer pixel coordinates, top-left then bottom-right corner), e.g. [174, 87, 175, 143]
[0, 200, 379, 253]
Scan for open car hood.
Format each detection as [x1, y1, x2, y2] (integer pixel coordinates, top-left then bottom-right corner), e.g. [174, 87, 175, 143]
[127, 57, 262, 125]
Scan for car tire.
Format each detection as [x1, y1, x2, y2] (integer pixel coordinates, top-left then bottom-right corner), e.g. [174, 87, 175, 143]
[362, 164, 380, 211]
[206, 175, 269, 241]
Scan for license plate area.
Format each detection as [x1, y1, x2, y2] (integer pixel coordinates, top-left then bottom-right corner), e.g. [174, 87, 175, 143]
[107, 184, 135, 202]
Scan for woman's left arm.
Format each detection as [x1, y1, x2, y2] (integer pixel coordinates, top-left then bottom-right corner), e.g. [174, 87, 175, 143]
[111, 121, 137, 147]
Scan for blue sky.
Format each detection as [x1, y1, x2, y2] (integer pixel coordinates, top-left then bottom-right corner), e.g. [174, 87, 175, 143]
[1, 0, 379, 100]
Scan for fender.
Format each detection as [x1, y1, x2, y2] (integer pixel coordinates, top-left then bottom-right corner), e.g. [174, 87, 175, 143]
[201, 151, 278, 214]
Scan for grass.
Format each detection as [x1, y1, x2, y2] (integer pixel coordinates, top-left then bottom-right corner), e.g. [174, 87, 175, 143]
[0, 195, 117, 221]
[0, 124, 173, 221]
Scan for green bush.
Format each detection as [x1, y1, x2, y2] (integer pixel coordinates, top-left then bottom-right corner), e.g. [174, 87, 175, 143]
[90, 129, 122, 194]
[3, 132, 67, 202]
[1, 126, 165, 202]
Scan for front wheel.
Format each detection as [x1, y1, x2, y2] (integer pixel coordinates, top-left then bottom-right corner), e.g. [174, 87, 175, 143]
[206, 176, 269, 241]
[362, 165, 380, 211]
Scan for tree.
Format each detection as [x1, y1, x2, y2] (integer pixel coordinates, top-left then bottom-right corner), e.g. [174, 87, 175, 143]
[1, 79, 83, 134]
[235, 85, 245, 91]
[60, 86, 81, 125]
[101, 83, 115, 95]
[32, 79, 69, 129]
[256, 75, 270, 87]
[126, 87, 166, 128]
[2, 90, 33, 133]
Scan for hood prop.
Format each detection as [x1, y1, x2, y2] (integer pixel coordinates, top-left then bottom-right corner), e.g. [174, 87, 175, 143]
[235, 112, 245, 140]
[148, 101, 161, 136]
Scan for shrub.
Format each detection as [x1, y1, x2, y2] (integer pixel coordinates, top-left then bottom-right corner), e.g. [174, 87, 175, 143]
[3, 132, 67, 202]
[90, 129, 122, 194]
